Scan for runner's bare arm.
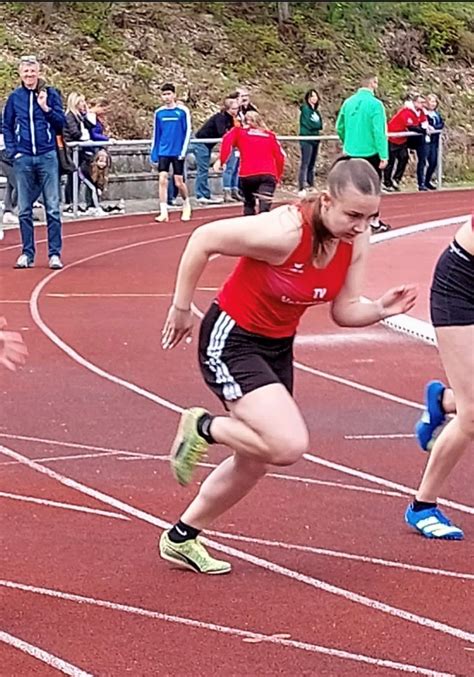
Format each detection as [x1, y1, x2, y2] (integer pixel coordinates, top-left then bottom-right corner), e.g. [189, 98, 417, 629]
[331, 231, 417, 327]
[172, 208, 301, 311]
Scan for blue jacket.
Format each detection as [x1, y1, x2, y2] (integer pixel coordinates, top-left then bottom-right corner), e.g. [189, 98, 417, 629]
[3, 83, 66, 158]
[426, 109, 445, 147]
[150, 104, 191, 162]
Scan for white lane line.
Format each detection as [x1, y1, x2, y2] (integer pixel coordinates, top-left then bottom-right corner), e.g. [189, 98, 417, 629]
[0, 439, 404, 499]
[0, 581, 458, 677]
[303, 453, 474, 516]
[0, 630, 93, 677]
[370, 215, 470, 244]
[0, 219, 178, 253]
[207, 530, 474, 581]
[0, 433, 157, 457]
[30, 235, 189, 416]
[0, 300, 30, 304]
[46, 293, 173, 298]
[345, 434, 414, 440]
[1, 443, 473, 646]
[294, 361, 424, 410]
[0, 491, 130, 521]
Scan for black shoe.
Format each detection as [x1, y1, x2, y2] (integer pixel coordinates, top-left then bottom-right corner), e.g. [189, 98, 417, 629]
[371, 220, 391, 234]
[418, 185, 429, 192]
[426, 183, 437, 191]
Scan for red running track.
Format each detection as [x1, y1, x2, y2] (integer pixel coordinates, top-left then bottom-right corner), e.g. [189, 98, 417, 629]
[0, 190, 473, 676]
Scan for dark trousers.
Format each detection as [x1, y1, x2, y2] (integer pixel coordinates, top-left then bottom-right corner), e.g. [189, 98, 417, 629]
[384, 142, 408, 187]
[239, 174, 276, 216]
[425, 140, 439, 186]
[413, 141, 427, 188]
[298, 141, 319, 190]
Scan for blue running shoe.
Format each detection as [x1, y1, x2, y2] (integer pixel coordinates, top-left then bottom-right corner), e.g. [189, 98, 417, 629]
[405, 504, 464, 540]
[415, 380, 446, 451]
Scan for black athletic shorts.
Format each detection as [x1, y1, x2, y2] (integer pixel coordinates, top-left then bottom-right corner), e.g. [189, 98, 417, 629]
[198, 302, 294, 407]
[430, 240, 474, 327]
[157, 156, 185, 175]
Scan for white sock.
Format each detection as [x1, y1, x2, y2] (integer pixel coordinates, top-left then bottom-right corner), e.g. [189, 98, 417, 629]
[160, 203, 168, 215]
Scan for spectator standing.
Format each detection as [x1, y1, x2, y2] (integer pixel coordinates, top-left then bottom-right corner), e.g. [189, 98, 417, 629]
[336, 74, 391, 232]
[216, 111, 285, 215]
[150, 83, 192, 222]
[0, 103, 18, 227]
[87, 98, 110, 142]
[298, 88, 323, 197]
[423, 94, 444, 190]
[63, 92, 94, 210]
[3, 55, 66, 269]
[237, 87, 258, 119]
[385, 94, 428, 192]
[192, 96, 240, 204]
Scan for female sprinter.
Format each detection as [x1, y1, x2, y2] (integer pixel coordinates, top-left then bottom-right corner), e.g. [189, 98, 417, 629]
[159, 158, 417, 574]
[215, 111, 285, 216]
[406, 215, 474, 540]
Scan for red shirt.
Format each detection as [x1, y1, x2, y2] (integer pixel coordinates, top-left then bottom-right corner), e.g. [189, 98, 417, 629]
[388, 106, 428, 145]
[220, 127, 286, 180]
[217, 208, 353, 338]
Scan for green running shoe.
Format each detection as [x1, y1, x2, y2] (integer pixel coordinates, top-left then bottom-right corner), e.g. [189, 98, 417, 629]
[170, 407, 209, 486]
[159, 531, 232, 574]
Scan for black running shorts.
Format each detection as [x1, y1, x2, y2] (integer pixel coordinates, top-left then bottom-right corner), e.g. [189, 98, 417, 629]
[430, 240, 474, 327]
[198, 302, 294, 407]
[157, 156, 185, 175]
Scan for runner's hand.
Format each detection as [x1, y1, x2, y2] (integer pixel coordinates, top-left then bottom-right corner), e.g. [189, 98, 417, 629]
[162, 305, 194, 350]
[0, 317, 28, 371]
[377, 285, 418, 318]
[213, 159, 223, 173]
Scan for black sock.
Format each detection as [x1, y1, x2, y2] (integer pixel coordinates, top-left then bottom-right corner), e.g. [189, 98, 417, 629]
[168, 520, 201, 543]
[412, 499, 437, 512]
[197, 413, 216, 444]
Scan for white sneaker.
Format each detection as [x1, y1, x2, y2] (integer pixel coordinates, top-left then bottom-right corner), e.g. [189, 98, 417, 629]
[197, 196, 212, 205]
[298, 189, 307, 198]
[49, 255, 63, 270]
[0, 229, 4, 241]
[2, 212, 19, 225]
[181, 201, 192, 222]
[14, 254, 34, 269]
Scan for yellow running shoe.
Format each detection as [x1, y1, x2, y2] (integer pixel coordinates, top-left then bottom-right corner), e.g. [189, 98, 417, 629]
[170, 407, 209, 486]
[159, 531, 231, 574]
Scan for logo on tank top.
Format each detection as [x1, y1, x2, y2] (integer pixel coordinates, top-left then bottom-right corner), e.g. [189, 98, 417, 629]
[313, 288, 328, 300]
[290, 262, 305, 274]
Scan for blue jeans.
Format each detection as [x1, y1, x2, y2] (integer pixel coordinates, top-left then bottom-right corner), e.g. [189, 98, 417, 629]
[15, 150, 62, 261]
[223, 149, 240, 190]
[298, 142, 319, 190]
[424, 140, 439, 186]
[192, 143, 212, 199]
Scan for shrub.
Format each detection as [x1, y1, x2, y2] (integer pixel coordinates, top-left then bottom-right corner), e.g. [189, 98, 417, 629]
[415, 9, 464, 57]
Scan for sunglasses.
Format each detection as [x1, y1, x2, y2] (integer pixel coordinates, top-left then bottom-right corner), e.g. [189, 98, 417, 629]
[20, 55, 39, 65]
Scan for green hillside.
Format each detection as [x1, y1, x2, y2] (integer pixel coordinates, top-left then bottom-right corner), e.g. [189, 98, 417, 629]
[0, 1, 473, 181]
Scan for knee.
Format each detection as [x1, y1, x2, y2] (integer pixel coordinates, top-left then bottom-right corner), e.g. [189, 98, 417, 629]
[267, 428, 310, 466]
[457, 406, 474, 439]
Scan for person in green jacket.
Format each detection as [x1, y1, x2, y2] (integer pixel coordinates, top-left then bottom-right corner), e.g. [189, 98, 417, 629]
[336, 74, 391, 232]
[336, 75, 388, 174]
[298, 89, 323, 196]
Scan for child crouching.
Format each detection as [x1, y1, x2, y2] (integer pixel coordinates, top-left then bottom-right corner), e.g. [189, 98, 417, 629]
[79, 149, 124, 215]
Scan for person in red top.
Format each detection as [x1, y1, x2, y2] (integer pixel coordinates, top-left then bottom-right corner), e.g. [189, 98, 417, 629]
[384, 94, 428, 191]
[159, 158, 417, 575]
[216, 111, 285, 216]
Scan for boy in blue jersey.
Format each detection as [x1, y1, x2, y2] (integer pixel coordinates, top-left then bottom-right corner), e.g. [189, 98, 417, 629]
[151, 83, 192, 222]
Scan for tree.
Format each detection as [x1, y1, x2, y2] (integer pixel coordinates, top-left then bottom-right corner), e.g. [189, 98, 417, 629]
[277, 1, 290, 25]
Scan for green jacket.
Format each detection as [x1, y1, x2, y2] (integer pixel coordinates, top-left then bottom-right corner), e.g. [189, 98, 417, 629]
[336, 88, 388, 160]
[299, 103, 323, 141]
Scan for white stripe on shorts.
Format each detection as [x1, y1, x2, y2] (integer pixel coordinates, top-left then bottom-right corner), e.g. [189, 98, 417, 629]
[206, 311, 243, 401]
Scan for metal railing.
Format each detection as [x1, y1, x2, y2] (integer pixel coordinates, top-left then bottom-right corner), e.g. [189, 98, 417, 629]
[68, 130, 443, 217]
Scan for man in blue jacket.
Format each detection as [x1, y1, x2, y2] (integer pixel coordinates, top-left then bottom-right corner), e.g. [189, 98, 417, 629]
[3, 55, 66, 269]
[150, 83, 192, 223]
